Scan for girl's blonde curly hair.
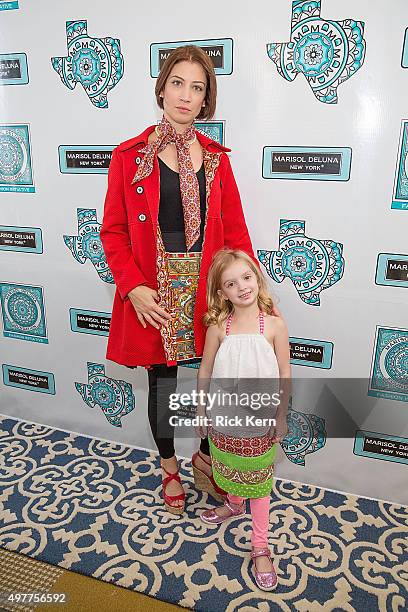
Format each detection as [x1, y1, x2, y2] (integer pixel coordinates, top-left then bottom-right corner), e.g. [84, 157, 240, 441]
[203, 248, 275, 327]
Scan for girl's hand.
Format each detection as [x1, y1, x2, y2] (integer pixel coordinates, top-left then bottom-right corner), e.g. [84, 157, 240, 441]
[195, 406, 209, 439]
[128, 285, 173, 329]
[269, 413, 288, 443]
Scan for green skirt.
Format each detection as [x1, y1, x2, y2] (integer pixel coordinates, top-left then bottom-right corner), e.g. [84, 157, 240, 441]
[209, 428, 276, 499]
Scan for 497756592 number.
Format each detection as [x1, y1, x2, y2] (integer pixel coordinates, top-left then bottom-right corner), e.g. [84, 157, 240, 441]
[0, 592, 67, 604]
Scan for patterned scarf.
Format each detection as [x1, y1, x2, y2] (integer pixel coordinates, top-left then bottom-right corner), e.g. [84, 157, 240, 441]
[132, 115, 201, 251]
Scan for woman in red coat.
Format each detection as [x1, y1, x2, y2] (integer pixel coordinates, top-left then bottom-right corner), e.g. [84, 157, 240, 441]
[101, 45, 259, 514]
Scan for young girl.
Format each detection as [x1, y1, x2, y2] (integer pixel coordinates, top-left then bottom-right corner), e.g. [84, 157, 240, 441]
[195, 248, 290, 591]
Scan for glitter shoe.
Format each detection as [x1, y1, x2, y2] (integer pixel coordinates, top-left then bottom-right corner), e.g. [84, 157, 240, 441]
[200, 499, 246, 524]
[250, 547, 278, 591]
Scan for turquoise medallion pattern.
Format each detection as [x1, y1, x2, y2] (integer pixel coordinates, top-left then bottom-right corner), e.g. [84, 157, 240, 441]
[258, 219, 344, 306]
[368, 327, 408, 403]
[51, 20, 124, 108]
[267, 1, 366, 104]
[0, 124, 34, 192]
[282, 403, 326, 466]
[194, 121, 224, 145]
[0, 283, 47, 343]
[63, 208, 113, 284]
[0, 416, 406, 611]
[75, 362, 135, 427]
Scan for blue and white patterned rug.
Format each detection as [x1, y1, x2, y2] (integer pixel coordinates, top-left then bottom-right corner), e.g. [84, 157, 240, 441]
[0, 416, 407, 611]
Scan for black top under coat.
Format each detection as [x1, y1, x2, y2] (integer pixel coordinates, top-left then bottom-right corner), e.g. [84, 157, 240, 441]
[158, 157, 206, 253]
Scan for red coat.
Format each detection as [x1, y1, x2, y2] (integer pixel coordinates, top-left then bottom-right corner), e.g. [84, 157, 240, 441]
[101, 125, 257, 367]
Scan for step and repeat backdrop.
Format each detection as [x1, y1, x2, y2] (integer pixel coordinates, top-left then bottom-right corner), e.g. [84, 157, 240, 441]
[1, 0, 407, 503]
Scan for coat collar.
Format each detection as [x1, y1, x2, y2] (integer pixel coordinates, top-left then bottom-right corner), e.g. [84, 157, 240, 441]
[124, 125, 225, 238]
[117, 124, 231, 154]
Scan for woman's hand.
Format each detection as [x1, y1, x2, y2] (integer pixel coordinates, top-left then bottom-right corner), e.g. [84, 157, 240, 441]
[195, 406, 209, 439]
[127, 285, 173, 329]
[269, 412, 288, 443]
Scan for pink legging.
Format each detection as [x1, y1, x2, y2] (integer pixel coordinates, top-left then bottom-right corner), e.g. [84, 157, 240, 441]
[228, 493, 270, 548]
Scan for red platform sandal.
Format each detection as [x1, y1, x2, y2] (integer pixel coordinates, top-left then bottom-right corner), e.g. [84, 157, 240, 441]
[192, 450, 227, 502]
[161, 464, 185, 515]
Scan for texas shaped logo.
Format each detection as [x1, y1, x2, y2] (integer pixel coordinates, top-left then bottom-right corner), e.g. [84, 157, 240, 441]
[52, 20, 124, 108]
[75, 362, 135, 427]
[267, 0, 366, 104]
[258, 219, 344, 306]
[281, 400, 326, 466]
[63, 208, 114, 284]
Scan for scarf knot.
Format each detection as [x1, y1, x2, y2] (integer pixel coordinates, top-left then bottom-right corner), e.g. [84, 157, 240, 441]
[132, 116, 201, 251]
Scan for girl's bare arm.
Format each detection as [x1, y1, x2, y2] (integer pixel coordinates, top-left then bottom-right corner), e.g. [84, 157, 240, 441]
[195, 324, 221, 437]
[198, 324, 221, 379]
[272, 317, 291, 440]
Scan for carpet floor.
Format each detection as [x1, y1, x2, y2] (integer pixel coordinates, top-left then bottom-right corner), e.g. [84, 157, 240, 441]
[0, 416, 407, 611]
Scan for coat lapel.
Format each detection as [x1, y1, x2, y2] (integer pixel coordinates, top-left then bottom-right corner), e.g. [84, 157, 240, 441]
[203, 149, 222, 203]
[131, 130, 224, 238]
[201, 149, 222, 245]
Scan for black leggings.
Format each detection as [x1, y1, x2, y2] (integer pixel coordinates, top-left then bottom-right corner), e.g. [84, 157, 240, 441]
[147, 363, 210, 459]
